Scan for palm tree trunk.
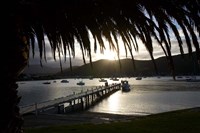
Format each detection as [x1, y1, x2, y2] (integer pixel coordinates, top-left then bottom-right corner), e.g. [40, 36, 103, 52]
[1, 29, 29, 133]
[1, 78, 24, 133]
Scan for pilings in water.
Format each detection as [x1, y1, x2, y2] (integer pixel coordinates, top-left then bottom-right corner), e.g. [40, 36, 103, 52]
[63, 83, 121, 114]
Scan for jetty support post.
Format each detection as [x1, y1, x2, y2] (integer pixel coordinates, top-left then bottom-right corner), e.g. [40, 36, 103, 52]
[35, 102, 38, 117]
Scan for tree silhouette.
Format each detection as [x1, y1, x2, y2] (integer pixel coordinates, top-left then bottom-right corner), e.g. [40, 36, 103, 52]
[2, 0, 200, 132]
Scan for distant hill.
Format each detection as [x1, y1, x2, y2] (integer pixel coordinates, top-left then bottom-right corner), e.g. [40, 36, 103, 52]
[22, 52, 200, 78]
[56, 52, 200, 77]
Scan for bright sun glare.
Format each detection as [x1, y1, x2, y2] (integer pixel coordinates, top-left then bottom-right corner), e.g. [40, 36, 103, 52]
[99, 50, 118, 60]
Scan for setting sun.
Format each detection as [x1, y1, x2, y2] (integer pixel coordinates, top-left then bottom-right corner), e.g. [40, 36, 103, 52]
[98, 50, 118, 60]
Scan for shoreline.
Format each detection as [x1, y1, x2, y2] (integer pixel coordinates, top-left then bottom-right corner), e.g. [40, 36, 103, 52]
[23, 107, 200, 129]
[23, 111, 141, 128]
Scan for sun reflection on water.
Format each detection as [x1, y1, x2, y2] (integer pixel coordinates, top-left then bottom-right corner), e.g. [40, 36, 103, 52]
[107, 92, 120, 113]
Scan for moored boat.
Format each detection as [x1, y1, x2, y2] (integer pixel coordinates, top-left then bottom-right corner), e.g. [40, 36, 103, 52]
[43, 81, 51, 84]
[77, 81, 85, 86]
[111, 77, 119, 81]
[136, 77, 142, 80]
[99, 78, 107, 82]
[61, 79, 69, 83]
[121, 80, 130, 92]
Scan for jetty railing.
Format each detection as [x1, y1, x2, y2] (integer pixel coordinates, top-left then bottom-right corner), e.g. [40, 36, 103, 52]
[20, 83, 121, 115]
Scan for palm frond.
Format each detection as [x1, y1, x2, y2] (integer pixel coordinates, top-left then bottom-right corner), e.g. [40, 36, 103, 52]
[8, 0, 200, 77]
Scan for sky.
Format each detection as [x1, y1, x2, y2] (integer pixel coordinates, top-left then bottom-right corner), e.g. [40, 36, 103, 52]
[27, 29, 199, 69]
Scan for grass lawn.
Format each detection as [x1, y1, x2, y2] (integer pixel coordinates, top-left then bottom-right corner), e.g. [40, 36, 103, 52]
[24, 108, 200, 133]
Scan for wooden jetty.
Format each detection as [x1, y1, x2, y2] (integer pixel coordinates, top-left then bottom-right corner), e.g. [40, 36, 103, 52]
[20, 83, 121, 115]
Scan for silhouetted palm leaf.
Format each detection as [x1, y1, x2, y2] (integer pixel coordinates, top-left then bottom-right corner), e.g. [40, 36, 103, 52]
[8, 1, 199, 71]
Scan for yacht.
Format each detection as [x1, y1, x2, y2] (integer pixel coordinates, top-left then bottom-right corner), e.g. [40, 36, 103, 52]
[111, 77, 119, 81]
[77, 81, 85, 86]
[99, 78, 107, 82]
[136, 77, 142, 80]
[61, 79, 69, 83]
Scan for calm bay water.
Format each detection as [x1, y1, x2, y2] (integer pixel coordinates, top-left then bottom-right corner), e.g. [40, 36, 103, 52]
[18, 76, 200, 116]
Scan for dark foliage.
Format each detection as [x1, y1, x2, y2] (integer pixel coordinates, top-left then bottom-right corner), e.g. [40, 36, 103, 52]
[6, 0, 200, 76]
